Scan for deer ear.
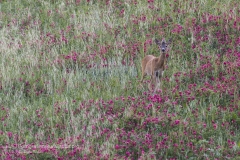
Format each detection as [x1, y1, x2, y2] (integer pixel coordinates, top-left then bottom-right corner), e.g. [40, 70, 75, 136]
[168, 38, 172, 45]
[155, 39, 160, 45]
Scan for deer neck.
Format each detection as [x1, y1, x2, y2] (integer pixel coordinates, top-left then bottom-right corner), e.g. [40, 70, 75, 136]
[157, 52, 166, 65]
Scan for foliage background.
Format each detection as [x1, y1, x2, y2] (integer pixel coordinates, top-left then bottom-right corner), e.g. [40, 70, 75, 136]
[0, 0, 239, 159]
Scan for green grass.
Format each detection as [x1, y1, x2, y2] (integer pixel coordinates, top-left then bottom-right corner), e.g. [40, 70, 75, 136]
[0, 0, 239, 159]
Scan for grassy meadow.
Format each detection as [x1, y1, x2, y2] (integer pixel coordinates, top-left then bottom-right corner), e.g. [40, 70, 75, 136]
[0, 0, 240, 159]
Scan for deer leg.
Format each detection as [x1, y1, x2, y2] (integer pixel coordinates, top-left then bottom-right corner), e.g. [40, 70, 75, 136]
[151, 74, 159, 92]
[153, 71, 159, 93]
[139, 75, 146, 89]
[156, 77, 161, 92]
[148, 74, 154, 91]
[159, 69, 164, 90]
[162, 71, 164, 77]
[154, 70, 163, 92]
[148, 78, 152, 91]
[140, 73, 146, 83]
[154, 78, 159, 93]
[140, 68, 147, 89]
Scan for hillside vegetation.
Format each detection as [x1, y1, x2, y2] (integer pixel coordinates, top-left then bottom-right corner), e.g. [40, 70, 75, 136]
[0, 0, 239, 159]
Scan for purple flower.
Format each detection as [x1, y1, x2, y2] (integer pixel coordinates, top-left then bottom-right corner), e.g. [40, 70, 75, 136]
[174, 120, 180, 125]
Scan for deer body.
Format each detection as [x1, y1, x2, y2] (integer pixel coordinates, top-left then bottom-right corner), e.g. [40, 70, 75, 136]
[141, 39, 171, 92]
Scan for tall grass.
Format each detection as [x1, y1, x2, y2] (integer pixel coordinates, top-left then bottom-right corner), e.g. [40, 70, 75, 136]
[0, 0, 239, 159]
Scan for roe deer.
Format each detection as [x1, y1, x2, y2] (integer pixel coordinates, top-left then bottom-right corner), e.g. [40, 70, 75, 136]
[140, 38, 172, 92]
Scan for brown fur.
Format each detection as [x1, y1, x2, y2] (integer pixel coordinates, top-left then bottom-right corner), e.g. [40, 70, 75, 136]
[140, 39, 171, 92]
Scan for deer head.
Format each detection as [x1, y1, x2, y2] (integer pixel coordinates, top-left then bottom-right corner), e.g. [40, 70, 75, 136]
[155, 38, 172, 53]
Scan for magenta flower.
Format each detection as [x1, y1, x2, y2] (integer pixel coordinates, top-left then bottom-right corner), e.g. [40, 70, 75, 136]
[115, 144, 121, 149]
[174, 120, 180, 125]
[173, 143, 178, 148]
[7, 132, 12, 138]
[213, 123, 218, 130]
[203, 123, 207, 128]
